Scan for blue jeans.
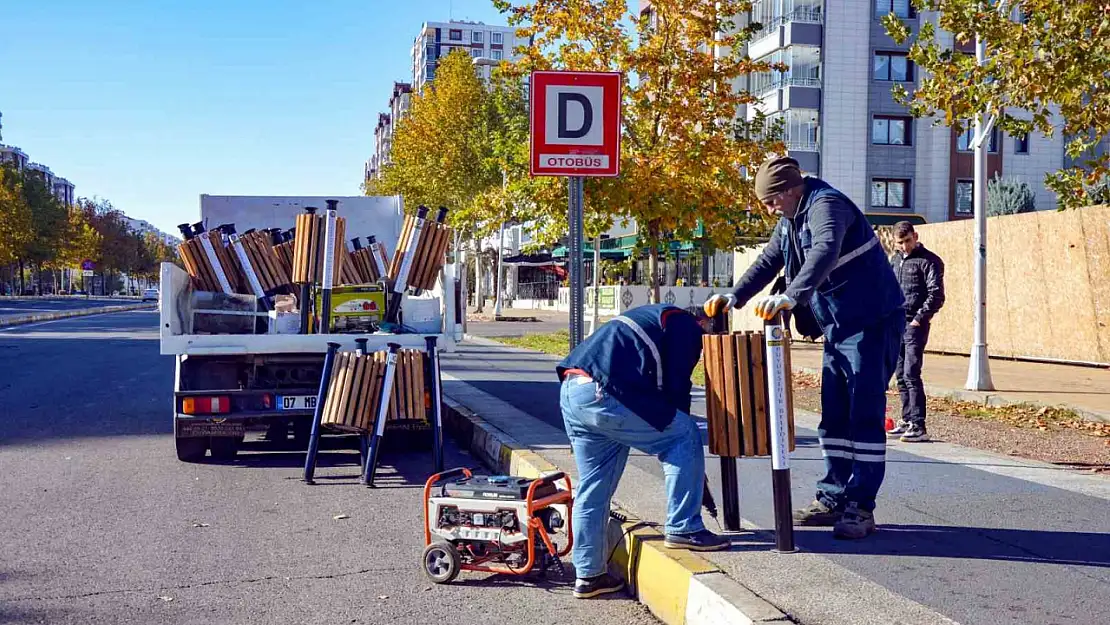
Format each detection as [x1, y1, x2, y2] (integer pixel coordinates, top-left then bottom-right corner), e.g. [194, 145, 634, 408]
[817, 312, 904, 512]
[559, 375, 705, 579]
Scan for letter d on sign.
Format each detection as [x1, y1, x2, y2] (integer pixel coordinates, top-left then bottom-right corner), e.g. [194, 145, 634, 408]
[558, 93, 592, 139]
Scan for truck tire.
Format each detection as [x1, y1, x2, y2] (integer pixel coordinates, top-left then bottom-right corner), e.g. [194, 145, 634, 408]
[209, 436, 243, 461]
[176, 436, 208, 462]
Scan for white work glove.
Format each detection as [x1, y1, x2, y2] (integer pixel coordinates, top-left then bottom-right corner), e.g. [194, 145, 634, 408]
[703, 293, 737, 318]
[753, 294, 796, 320]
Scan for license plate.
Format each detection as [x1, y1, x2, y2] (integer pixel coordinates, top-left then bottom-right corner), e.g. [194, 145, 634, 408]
[277, 395, 317, 411]
[178, 419, 245, 438]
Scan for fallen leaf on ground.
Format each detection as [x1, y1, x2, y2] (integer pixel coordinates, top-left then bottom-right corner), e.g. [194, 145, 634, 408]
[378, 595, 389, 600]
[157, 596, 174, 602]
[333, 514, 349, 520]
[192, 522, 210, 528]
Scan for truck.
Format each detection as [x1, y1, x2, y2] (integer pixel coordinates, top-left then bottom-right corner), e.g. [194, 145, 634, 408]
[160, 194, 461, 462]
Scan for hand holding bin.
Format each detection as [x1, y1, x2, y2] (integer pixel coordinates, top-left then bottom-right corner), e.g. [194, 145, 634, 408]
[701, 320, 796, 549]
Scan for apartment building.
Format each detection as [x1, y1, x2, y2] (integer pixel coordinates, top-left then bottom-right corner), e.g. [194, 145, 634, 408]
[639, 0, 1070, 221]
[410, 20, 526, 92]
[1, 112, 76, 205]
[0, 144, 29, 171]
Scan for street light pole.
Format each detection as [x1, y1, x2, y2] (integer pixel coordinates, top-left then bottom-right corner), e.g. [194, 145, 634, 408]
[965, 3, 1008, 391]
[494, 169, 506, 318]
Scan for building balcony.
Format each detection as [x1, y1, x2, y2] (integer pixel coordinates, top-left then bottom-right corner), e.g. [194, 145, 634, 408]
[749, 1, 823, 59]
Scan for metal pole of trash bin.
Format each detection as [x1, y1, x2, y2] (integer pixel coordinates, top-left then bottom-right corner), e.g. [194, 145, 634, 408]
[304, 341, 341, 484]
[764, 311, 796, 552]
[425, 335, 444, 473]
[710, 306, 741, 532]
[363, 342, 401, 487]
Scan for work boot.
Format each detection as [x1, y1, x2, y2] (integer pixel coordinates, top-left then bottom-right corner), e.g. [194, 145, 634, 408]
[663, 529, 730, 552]
[792, 500, 842, 526]
[887, 420, 911, 437]
[833, 503, 877, 539]
[900, 424, 930, 442]
[574, 573, 625, 599]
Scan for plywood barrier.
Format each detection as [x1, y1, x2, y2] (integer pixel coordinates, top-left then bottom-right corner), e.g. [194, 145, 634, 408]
[702, 331, 796, 458]
[732, 205, 1110, 364]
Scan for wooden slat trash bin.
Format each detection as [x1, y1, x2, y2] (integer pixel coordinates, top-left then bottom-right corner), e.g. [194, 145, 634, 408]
[702, 331, 796, 459]
[319, 348, 428, 434]
[304, 341, 444, 487]
[701, 319, 798, 551]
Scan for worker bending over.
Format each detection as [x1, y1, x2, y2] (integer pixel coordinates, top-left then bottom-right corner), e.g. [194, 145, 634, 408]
[556, 303, 727, 599]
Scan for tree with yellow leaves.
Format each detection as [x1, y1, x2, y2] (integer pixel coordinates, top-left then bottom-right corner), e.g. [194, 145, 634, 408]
[494, 0, 784, 298]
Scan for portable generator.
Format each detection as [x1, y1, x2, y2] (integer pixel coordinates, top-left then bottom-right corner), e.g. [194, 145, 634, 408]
[421, 467, 573, 583]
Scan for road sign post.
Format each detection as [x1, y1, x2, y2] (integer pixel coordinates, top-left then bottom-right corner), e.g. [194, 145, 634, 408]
[530, 70, 621, 351]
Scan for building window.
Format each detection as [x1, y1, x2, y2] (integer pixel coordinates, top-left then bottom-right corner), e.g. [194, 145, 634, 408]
[957, 126, 999, 152]
[472, 31, 484, 43]
[955, 180, 974, 215]
[1015, 133, 1030, 154]
[449, 29, 462, 41]
[872, 116, 911, 145]
[492, 49, 503, 60]
[470, 48, 483, 59]
[874, 52, 912, 81]
[872, 178, 909, 208]
[875, 0, 912, 18]
[491, 32, 503, 45]
[425, 45, 436, 60]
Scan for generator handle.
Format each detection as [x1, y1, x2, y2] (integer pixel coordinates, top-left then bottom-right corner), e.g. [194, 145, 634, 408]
[538, 472, 566, 485]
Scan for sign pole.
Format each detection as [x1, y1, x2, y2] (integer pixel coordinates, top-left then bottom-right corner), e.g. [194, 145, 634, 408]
[568, 176, 584, 350]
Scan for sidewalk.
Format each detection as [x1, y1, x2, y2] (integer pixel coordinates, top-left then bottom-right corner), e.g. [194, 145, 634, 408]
[438, 336, 1110, 625]
[789, 341, 1110, 423]
[472, 307, 1110, 423]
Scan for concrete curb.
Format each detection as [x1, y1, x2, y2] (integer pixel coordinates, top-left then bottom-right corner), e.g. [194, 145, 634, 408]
[791, 362, 1110, 424]
[0, 303, 156, 328]
[440, 396, 792, 625]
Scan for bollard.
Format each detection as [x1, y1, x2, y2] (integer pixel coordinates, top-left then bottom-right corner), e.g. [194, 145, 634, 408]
[363, 342, 402, 486]
[425, 335, 444, 473]
[304, 342, 342, 484]
[764, 312, 796, 553]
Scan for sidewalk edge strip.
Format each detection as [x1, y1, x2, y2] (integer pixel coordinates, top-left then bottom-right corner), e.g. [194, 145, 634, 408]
[441, 395, 791, 625]
[0, 303, 155, 328]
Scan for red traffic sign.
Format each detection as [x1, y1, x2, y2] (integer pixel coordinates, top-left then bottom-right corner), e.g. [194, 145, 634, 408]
[529, 71, 622, 178]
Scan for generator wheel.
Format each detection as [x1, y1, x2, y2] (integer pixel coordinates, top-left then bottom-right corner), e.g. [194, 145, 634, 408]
[422, 542, 461, 584]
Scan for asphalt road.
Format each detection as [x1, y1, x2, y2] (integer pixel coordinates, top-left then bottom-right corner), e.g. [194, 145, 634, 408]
[0, 312, 657, 625]
[0, 297, 141, 321]
[441, 338, 1110, 625]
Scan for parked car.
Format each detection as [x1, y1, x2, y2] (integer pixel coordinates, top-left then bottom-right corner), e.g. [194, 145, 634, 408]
[142, 287, 159, 303]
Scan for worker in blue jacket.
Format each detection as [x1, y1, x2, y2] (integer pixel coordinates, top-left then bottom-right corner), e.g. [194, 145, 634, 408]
[556, 303, 727, 599]
[706, 156, 905, 540]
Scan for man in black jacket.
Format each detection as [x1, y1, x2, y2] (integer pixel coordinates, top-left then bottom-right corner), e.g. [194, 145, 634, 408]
[888, 221, 946, 442]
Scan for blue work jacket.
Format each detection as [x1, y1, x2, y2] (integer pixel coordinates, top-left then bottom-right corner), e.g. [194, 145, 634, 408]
[556, 304, 704, 432]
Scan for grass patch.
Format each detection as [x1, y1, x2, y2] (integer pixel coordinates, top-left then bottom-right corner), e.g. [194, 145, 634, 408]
[495, 330, 572, 358]
[493, 330, 711, 387]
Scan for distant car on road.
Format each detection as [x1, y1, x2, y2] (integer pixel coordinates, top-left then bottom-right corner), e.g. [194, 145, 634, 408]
[142, 287, 159, 303]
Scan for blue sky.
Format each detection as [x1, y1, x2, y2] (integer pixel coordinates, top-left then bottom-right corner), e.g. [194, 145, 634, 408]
[0, 0, 509, 235]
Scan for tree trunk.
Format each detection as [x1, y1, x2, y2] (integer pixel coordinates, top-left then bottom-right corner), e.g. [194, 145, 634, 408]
[473, 235, 484, 313]
[18, 259, 25, 295]
[648, 245, 660, 304]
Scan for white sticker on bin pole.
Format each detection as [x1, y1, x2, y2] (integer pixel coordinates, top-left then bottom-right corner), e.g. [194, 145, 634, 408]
[765, 322, 791, 470]
[322, 210, 337, 290]
[376, 351, 398, 436]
